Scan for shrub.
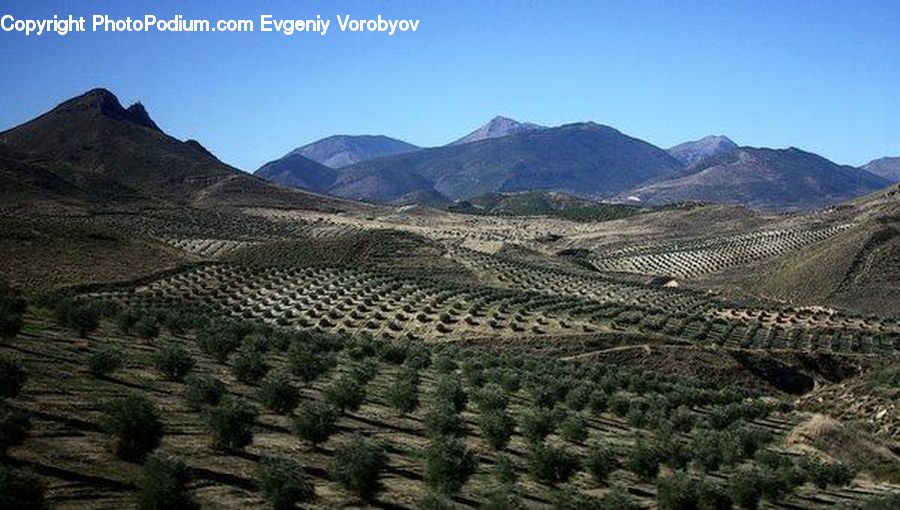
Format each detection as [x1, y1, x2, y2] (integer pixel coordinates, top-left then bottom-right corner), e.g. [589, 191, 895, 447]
[627, 439, 663, 481]
[324, 374, 365, 413]
[153, 346, 195, 381]
[241, 333, 271, 354]
[424, 403, 465, 437]
[729, 465, 763, 509]
[0, 313, 23, 340]
[0, 356, 27, 399]
[586, 440, 618, 483]
[332, 434, 387, 500]
[670, 405, 696, 432]
[55, 299, 101, 337]
[386, 369, 419, 414]
[565, 385, 591, 411]
[493, 453, 518, 485]
[696, 477, 733, 510]
[433, 377, 467, 413]
[288, 343, 336, 383]
[657, 471, 699, 510]
[609, 392, 631, 417]
[134, 316, 161, 342]
[424, 435, 477, 494]
[597, 487, 639, 510]
[292, 401, 338, 446]
[197, 325, 242, 363]
[350, 359, 379, 384]
[588, 389, 608, 414]
[103, 394, 163, 462]
[136, 454, 197, 510]
[518, 407, 557, 444]
[257, 372, 299, 414]
[0, 464, 46, 509]
[87, 346, 122, 378]
[474, 383, 509, 412]
[162, 311, 192, 336]
[404, 344, 431, 370]
[481, 488, 522, 510]
[231, 350, 270, 385]
[433, 353, 458, 374]
[478, 409, 515, 450]
[184, 375, 226, 410]
[528, 443, 580, 485]
[206, 397, 257, 451]
[258, 457, 315, 510]
[0, 286, 27, 316]
[690, 432, 726, 472]
[800, 457, 856, 489]
[117, 308, 139, 334]
[559, 413, 589, 444]
[418, 492, 453, 510]
[0, 405, 30, 455]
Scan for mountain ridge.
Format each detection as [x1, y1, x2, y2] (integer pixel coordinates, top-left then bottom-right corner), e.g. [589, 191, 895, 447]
[327, 121, 684, 202]
[626, 146, 891, 211]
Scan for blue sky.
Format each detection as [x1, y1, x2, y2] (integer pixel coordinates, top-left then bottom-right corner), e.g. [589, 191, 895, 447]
[1, 0, 897, 170]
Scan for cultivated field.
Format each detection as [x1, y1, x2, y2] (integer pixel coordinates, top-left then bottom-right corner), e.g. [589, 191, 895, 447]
[2, 202, 899, 509]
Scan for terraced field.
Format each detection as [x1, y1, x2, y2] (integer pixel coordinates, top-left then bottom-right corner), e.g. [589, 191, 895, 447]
[3, 202, 899, 509]
[589, 224, 856, 279]
[4, 308, 899, 509]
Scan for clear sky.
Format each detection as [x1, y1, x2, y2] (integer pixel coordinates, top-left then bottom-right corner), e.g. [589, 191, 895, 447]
[1, 0, 897, 170]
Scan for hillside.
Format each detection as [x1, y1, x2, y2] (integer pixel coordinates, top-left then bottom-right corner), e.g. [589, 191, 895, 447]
[667, 135, 737, 166]
[449, 116, 544, 146]
[254, 153, 337, 192]
[330, 122, 684, 202]
[449, 191, 644, 222]
[625, 147, 891, 211]
[0, 89, 355, 212]
[727, 184, 900, 315]
[862, 157, 900, 182]
[284, 134, 420, 168]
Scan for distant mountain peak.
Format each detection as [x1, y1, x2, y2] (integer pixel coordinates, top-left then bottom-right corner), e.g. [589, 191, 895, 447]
[449, 116, 545, 146]
[667, 135, 738, 167]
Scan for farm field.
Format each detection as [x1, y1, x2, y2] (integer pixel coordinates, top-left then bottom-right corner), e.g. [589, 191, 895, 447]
[2, 198, 899, 509]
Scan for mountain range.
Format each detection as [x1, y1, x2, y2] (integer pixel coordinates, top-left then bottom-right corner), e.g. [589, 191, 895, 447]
[1, 90, 894, 213]
[255, 116, 890, 210]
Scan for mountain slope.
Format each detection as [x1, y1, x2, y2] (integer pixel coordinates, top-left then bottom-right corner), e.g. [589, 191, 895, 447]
[254, 153, 337, 192]
[862, 157, 900, 183]
[626, 147, 891, 211]
[734, 184, 900, 315]
[449, 191, 644, 221]
[289, 134, 420, 168]
[667, 135, 737, 166]
[334, 122, 684, 202]
[449, 116, 544, 146]
[0, 88, 356, 212]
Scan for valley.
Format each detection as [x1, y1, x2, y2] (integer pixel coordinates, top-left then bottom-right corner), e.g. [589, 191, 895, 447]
[1, 89, 898, 509]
